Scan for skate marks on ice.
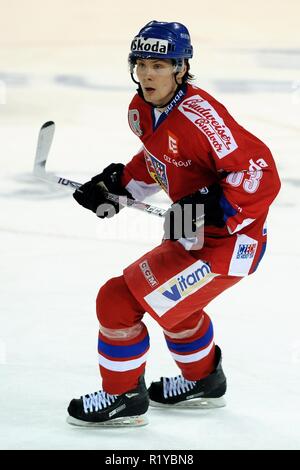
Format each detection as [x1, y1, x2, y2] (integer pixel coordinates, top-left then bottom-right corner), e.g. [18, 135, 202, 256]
[1, 45, 300, 95]
[0, 172, 68, 200]
[0, 70, 297, 95]
[0, 72, 133, 93]
[252, 48, 300, 70]
[0, 171, 95, 200]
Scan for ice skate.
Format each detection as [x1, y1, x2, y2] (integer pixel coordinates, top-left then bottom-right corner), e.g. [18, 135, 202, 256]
[148, 346, 226, 409]
[67, 375, 149, 427]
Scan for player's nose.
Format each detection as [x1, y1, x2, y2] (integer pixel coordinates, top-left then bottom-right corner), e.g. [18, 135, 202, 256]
[143, 66, 155, 79]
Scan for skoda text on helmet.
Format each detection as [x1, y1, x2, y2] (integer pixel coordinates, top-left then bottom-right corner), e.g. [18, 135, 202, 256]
[129, 20, 193, 74]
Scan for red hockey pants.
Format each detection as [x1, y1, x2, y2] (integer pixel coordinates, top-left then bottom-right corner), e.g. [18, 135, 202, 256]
[96, 240, 241, 394]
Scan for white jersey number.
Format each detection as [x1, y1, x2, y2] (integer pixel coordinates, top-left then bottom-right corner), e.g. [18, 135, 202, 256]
[226, 158, 268, 194]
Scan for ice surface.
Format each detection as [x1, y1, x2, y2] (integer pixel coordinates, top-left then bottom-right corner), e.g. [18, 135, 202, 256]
[0, 0, 300, 450]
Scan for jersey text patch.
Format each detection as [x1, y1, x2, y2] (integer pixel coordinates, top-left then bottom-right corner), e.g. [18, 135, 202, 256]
[178, 94, 238, 158]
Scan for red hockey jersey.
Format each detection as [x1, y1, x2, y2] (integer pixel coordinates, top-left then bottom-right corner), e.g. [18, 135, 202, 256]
[121, 83, 281, 276]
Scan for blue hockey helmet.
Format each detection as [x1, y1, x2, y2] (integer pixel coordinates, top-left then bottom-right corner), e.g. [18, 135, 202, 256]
[129, 20, 193, 69]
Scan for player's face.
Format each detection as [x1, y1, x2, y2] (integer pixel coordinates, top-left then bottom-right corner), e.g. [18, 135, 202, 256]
[136, 59, 186, 107]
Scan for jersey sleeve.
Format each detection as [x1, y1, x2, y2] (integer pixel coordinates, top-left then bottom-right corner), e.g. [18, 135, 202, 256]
[219, 148, 281, 234]
[121, 148, 161, 201]
[197, 99, 281, 234]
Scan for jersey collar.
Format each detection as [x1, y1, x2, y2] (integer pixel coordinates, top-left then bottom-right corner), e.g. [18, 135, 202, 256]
[147, 84, 187, 130]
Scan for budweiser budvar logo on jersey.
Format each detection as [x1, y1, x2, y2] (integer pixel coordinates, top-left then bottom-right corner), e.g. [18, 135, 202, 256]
[178, 95, 238, 158]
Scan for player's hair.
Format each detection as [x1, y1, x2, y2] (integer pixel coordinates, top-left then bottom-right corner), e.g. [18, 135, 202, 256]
[172, 59, 195, 83]
[183, 60, 195, 83]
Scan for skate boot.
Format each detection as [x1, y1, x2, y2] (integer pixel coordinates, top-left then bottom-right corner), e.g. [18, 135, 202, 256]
[67, 375, 149, 427]
[148, 346, 226, 409]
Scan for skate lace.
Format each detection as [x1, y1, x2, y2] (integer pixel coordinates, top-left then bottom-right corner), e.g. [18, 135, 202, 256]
[163, 375, 196, 399]
[82, 391, 118, 414]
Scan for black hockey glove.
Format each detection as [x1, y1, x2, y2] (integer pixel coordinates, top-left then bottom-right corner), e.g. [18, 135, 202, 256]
[163, 183, 225, 240]
[73, 163, 132, 218]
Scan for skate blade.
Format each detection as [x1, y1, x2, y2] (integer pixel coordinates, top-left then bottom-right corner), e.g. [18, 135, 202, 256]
[149, 396, 226, 409]
[66, 414, 148, 427]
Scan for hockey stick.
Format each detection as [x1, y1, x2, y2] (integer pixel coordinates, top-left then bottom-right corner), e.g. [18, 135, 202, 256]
[33, 121, 167, 218]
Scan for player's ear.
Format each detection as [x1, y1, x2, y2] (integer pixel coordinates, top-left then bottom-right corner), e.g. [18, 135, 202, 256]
[176, 63, 188, 84]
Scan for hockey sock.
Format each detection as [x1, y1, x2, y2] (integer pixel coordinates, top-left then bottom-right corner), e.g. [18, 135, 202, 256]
[98, 324, 150, 395]
[164, 311, 215, 381]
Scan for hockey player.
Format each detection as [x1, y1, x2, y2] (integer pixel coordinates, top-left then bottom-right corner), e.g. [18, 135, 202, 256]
[67, 21, 281, 427]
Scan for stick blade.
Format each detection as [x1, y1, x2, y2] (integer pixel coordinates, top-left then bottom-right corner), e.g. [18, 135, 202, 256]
[33, 121, 55, 175]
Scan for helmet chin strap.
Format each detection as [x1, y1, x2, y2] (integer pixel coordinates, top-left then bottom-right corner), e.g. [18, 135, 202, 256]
[130, 72, 139, 85]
